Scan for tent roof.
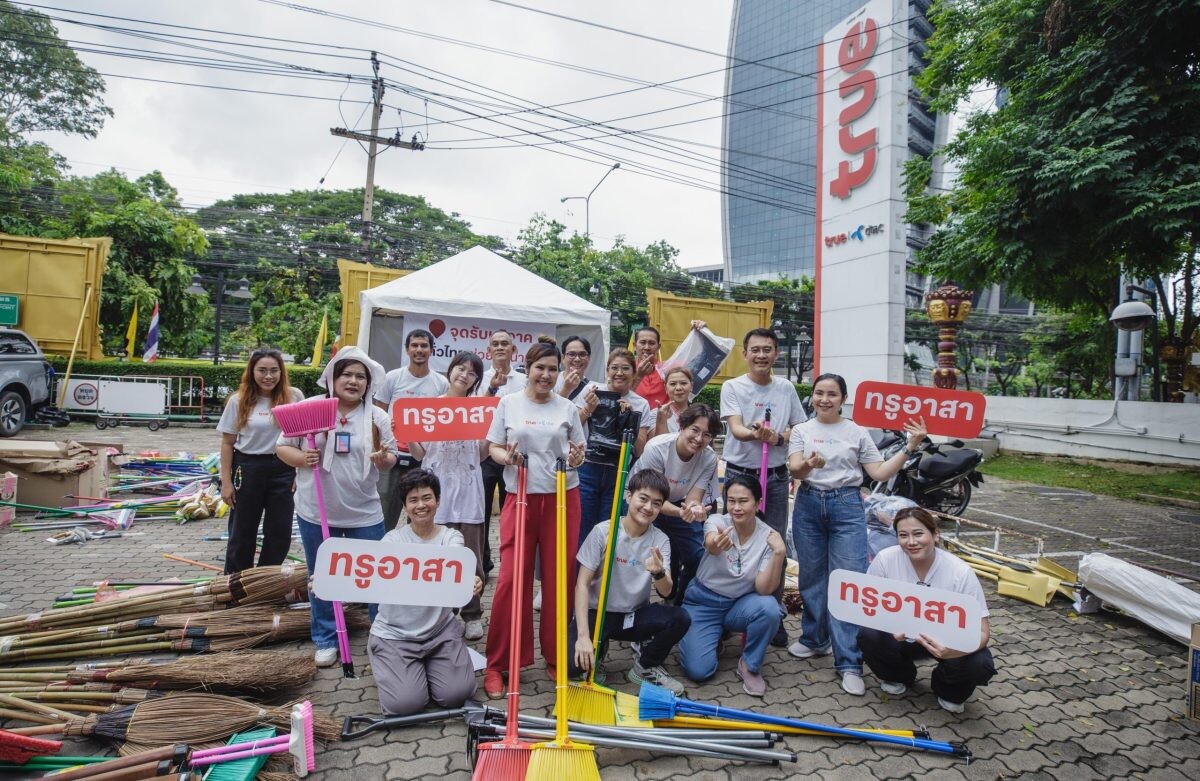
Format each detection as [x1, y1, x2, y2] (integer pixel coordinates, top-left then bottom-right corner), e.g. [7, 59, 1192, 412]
[359, 246, 608, 325]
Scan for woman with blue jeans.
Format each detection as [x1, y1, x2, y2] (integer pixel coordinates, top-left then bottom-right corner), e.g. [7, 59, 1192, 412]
[786, 373, 926, 695]
[277, 346, 398, 667]
[678, 475, 787, 697]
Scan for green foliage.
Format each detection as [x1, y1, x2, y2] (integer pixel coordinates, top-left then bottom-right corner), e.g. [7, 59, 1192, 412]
[980, 454, 1200, 503]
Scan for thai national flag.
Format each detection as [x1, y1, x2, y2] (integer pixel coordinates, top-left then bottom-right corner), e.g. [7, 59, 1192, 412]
[143, 302, 160, 363]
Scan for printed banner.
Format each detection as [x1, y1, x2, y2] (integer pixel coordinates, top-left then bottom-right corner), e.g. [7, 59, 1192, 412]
[854, 381, 986, 438]
[391, 397, 499, 443]
[312, 537, 477, 607]
[828, 568, 983, 652]
[403, 313, 549, 372]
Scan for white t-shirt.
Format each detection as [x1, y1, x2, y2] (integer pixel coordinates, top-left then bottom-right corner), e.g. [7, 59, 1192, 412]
[719, 374, 806, 468]
[374, 366, 449, 406]
[418, 439, 485, 525]
[577, 521, 671, 614]
[477, 366, 527, 399]
[486, 392, 586, 495]
[635, 433, 718, 505]
[279, 404, 397, 528]
[867, 546, 990, 618]
[217, 388, 304, 454]
[695, 515, 776, 599]
[574, 383, 652, 439]
[788, 418, 882, 490]
[370, 525, 464, 642]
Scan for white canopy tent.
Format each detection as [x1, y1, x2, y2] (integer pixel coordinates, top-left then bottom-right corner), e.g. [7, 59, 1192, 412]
[355, 246, 611, 379]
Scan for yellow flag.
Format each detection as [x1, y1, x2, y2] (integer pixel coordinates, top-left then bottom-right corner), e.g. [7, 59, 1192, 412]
[124, 301, 138, 360]
[311, 307, 328, 366]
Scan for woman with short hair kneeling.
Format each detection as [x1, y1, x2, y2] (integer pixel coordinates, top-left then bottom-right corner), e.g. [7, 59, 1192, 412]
[368, 469, 484, 716]
[677, 474, 787, 697]
[859, 507, 996, 713]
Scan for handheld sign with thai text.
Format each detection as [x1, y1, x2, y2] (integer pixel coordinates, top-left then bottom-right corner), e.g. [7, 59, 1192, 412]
[312, 538, 477, 607]
[391, 396, 499, 443]
[828, 569, 983, 653]
[854, 381, 986, 439]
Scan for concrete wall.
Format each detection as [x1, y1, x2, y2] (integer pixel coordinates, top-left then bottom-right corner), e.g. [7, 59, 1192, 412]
[979, 396, 1200, 466]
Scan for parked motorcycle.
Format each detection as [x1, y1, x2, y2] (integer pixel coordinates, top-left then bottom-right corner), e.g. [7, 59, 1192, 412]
[865, 429, 985, 517]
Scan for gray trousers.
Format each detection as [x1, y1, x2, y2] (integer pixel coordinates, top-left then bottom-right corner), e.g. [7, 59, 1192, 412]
[368, 619, 477, 717]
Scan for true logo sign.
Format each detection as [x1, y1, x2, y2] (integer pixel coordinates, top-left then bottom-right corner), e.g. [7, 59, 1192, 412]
[854, 381, 986, 439]
[391, 397, 499, 443]
[828, 569, 983, 653]
[312, 538, 477, 607]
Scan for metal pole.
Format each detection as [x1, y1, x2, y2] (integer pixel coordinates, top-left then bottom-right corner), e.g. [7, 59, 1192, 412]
[1149, 293, 1161, 402]
[213, 271, 224, 367]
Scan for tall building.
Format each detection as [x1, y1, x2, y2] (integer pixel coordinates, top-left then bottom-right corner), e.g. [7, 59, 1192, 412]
[721, 0, 937, 308]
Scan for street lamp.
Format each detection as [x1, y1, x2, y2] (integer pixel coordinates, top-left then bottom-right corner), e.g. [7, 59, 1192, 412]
[1109, 284, 1161, 401]
[561, 162, 620, 239]
[795, 324, 812, 382]
[186, 271, 253, 366]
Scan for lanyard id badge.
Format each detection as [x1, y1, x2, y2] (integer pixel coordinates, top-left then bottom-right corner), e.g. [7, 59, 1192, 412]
[334, 431, 352, 454]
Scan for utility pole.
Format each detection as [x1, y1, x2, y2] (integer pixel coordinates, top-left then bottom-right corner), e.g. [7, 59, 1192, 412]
[330, 51, 424, 261]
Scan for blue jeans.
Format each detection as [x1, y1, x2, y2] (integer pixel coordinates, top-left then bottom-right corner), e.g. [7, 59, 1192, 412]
[724, 464, 790, 602]
[792, 486, 867, 673]
[577, 461, 619, 551]
[297, 517, 386, 650]
[678, 581, 783, 682]
[653, 514, 704, 604]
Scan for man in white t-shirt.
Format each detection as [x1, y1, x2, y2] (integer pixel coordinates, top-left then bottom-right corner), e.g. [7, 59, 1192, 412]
[475, 330, 527, 573]
[719, 327, 806, 647]
[374, 329, 450, 530]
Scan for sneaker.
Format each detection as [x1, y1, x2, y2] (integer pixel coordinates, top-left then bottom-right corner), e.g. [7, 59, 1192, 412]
[629, 640, 643, 659]
[880, 680, 907, 696]
[314, 647, 338, 668]
[938, 697, 965, 714]
[841, 672, 866, 696]
[483, 670, 504, 700]
[464, 620, 484, 640]
[787, 641, 831, 660]
[627, 661, 685, 695]
[736, 658, 767, 697]
[770, 625, 789, 648]
[533, 589, 542, 612]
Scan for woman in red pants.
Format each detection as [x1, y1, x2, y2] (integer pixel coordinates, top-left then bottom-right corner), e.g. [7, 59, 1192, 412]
[483, 336, 587, 698]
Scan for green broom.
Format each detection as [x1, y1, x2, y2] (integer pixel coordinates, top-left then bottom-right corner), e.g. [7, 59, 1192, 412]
[562, 429, 635, 725]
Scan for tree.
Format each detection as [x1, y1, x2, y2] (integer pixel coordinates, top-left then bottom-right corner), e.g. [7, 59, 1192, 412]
[907, 0, 1200, 358]
[731, 277, 813, 379]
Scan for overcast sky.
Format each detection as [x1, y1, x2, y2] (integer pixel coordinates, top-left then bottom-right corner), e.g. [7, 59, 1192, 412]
[25, 0, 738, 268]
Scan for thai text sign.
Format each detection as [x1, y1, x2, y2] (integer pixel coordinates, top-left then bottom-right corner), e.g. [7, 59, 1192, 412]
[403, 313, 548, 372]
[391, 397, 499, 443]
[828, 569, 982, 652]
[313, 538, 477, 607]
[854, 381, 986, 438]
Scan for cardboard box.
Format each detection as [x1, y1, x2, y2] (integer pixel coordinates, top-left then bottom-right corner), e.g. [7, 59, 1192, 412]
[1189, 623, 1200, 724]
[0, 440, 106, 510]
[0, 471, 15, 527]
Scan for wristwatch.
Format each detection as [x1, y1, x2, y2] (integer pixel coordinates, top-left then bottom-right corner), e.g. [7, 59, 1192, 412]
[651, 570, 667, 581]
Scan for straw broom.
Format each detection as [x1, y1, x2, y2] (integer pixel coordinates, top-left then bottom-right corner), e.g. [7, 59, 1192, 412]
[65, 651, 316, 692]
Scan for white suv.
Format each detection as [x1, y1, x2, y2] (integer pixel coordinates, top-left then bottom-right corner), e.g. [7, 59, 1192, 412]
[0, 328, 53, 437]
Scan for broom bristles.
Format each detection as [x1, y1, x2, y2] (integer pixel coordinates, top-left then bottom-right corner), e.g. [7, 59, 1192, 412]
[65, 651, 316, 692]
[526, 740, 600, 781]
[636, 682, 678, 721]
[561, 683, 617, 726]
[271, 397, 338, 438]
[471, 743, 532, 781]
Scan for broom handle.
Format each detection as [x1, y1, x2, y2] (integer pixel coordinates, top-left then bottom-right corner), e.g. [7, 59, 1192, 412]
[19, 746, 183, 781]
[306, 432, 355, 674]
[189, 734, 287, 758]
[588, 431, 632, 682]
[503, 463, 528, 741]
[759, 408, 771, 512]
[555, 459, 568, 743]
[188, 741, 286, 765]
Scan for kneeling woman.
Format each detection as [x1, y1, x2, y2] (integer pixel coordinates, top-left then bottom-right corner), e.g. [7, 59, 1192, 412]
[369, 469, 484, 715]
[677, 475, 787, 697]
[859, 507, 996, 713]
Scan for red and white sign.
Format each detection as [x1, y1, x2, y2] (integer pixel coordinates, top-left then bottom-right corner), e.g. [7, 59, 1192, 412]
[828, 569, 983, 652]
[854, 381, 986, 438]
[391, 397, 499, 443]
[312, 537, 477, 607]
[403, 313, 548, 373]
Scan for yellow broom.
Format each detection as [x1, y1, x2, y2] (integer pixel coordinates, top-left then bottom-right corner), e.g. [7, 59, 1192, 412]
[526, 459, 600, 780]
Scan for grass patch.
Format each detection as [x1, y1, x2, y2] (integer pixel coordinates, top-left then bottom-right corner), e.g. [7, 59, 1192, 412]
[980, 454, 1200, 504]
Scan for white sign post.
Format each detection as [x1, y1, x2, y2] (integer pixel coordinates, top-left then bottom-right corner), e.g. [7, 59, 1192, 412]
[828, 569, 983, 653]
[312, 538, 477, 607]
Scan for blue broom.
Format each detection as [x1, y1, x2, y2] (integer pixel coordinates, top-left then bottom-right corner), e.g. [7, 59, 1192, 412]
[637, 683, 971, 759]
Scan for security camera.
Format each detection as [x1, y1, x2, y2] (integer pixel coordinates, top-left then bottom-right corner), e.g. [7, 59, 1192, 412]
[1109, 299, 1156, 332]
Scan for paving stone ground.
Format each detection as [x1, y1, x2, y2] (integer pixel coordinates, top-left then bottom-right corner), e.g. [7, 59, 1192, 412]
[1, 422, 1198, 779]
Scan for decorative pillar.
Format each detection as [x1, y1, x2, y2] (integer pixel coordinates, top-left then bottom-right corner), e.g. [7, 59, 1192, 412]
[1160, 336, 1188, 403]
[924, 283, 974, 389]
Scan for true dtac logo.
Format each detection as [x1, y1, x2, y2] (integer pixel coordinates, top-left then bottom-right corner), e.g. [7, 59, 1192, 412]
[824, 223, 884, 247]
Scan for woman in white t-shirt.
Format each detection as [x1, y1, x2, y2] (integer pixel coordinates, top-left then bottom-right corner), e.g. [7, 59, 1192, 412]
[409, 351, 489, 641]
[650, 366, 694, 436]
[860, 507, 995, 713]
[786, 373, 927, 697]
[217, 348, 304, 574]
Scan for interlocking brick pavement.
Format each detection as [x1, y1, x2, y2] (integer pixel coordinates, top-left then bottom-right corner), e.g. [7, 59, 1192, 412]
[2, 423, 1199, 779]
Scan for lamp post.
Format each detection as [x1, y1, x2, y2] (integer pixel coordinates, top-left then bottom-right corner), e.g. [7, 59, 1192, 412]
[795, 324, 812, 383]
[186, 271, 253, 366]
[1109, 284, 1162, 401]
[561, 162, 620, 239]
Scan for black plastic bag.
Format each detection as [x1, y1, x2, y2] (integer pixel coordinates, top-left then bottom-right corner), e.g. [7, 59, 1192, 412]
[585, 390, 642, 466]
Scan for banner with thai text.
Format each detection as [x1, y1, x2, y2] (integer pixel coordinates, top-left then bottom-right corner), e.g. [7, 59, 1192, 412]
[828, 568, 983, 652]
[391, 397, 499, 442]
[402, 313, 548, 372]
[312, 537, 477, 607]
[854, 380, 986, 438]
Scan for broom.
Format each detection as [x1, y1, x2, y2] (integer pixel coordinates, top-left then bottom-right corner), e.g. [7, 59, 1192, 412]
[563, 428, 634, 725]
[637, 683, 972, 758]
[65, 651, 316, 692]
[758, 407, 771, 512]
[525, 458, 601, 780]
[271, 397, 356, 678]
[471, 464, 533, 781]
[0, 727, 62, 762]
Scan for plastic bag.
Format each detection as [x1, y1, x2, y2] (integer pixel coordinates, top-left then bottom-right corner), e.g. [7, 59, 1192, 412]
[585, 391, 643, 466]
[1078, 552, 1200, 645]
[862, 493, 918, 556]
[658, 327, 735, 395]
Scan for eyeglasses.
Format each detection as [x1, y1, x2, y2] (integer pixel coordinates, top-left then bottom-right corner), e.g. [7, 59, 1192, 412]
[565, 351, 589, 359]
[683, 426, 714, 442]
[254, 367, 281, 376]
[916, 580, 930, 588]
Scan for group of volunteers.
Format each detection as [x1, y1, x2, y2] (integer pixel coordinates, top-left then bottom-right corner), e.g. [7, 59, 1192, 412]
[217, 323, 995, 719]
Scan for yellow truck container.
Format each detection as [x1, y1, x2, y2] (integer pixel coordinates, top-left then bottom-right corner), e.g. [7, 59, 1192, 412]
[337, 258, 409, 348]
[0, 233, 110, 359]
[646, 288, 774, 383]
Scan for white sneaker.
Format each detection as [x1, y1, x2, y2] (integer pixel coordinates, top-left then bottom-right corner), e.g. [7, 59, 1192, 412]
[787, 641, 831, 660]
[841, 672, 866, 696]
[880, 680, 907, 696]
[938, 697, 965, 714]
[533, 589, 542, 612]
[314, 647, 338, 667]
[628, 661, 685, 695]
[464, 620, 484, 640]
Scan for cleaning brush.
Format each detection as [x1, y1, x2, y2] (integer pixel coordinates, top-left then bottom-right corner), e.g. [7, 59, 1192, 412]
[0, 727, 62, 762]
[187, 701, 314, 777]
